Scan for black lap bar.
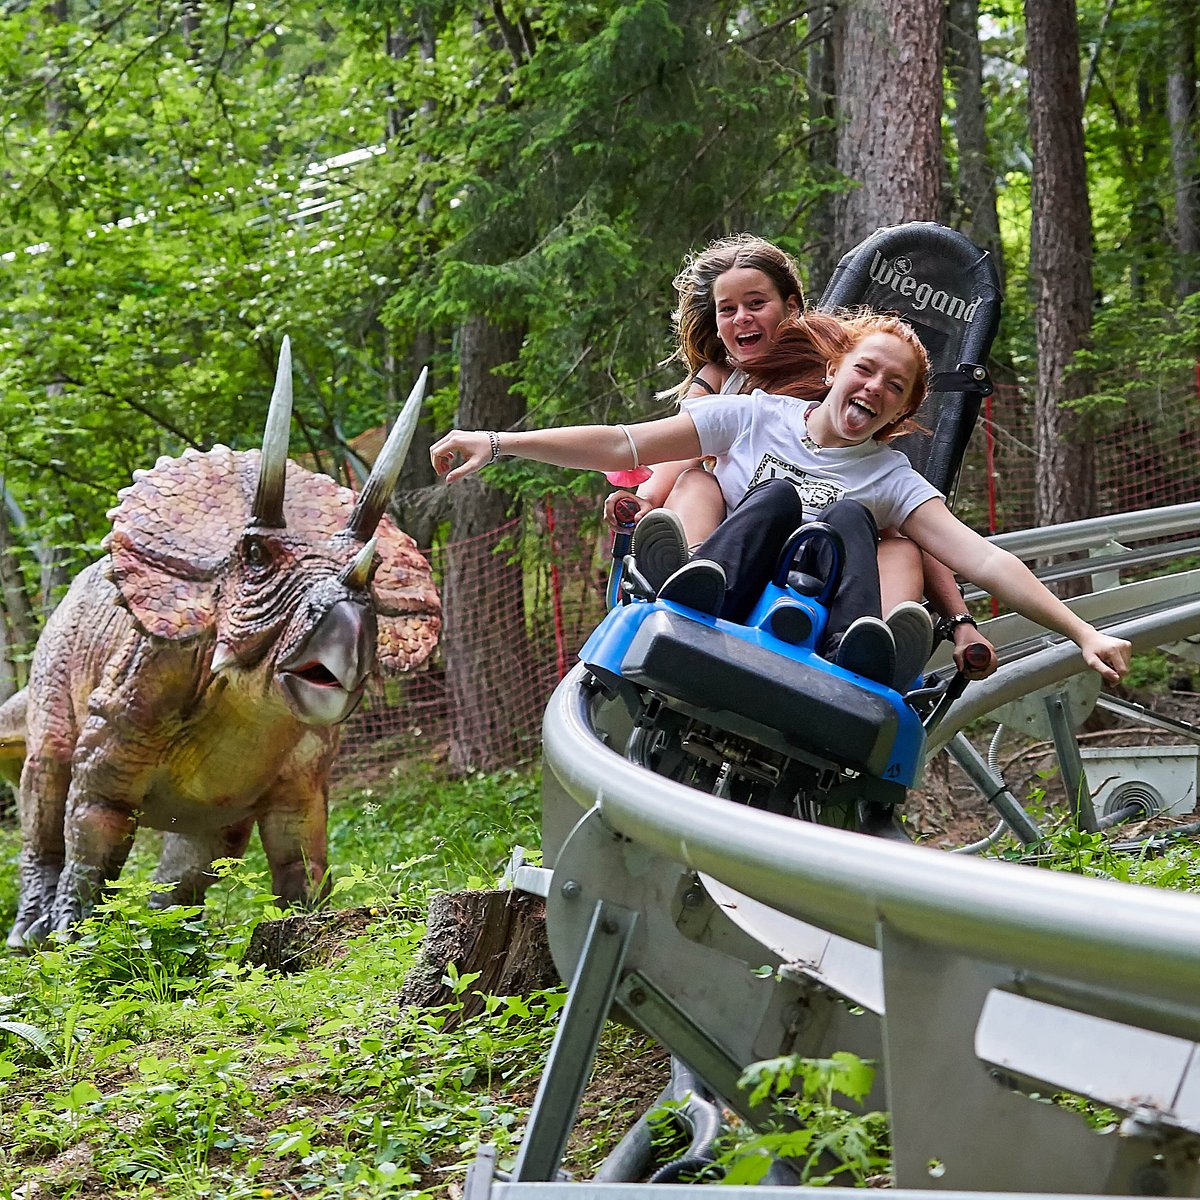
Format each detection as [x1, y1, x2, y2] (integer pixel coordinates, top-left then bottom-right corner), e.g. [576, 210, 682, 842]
[617, 610, 899, 777]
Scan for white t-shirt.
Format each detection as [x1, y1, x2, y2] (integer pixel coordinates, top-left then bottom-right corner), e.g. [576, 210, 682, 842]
[683, 389, 942, 531]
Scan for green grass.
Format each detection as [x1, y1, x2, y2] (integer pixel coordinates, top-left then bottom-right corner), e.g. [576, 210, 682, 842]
[3, 752, 1200, 1196]
[0, 760, 662, 1199]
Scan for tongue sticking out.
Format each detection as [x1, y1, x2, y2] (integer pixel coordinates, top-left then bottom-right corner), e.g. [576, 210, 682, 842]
[843, 399, 876, 436]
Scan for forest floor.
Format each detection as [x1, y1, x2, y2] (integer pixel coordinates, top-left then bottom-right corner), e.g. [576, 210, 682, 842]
[908, 684, 1200, 847]
[6, 680, 1200, 1196]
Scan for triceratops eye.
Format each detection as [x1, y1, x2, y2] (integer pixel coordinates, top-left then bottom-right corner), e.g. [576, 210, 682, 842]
[242, 534, 271, 570]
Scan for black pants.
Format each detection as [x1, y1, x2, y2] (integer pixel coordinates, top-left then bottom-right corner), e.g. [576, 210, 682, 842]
[696, 479, 882, 650]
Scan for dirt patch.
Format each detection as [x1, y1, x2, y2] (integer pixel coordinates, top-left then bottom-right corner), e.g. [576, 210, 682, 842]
[906, 687, 1200, 849]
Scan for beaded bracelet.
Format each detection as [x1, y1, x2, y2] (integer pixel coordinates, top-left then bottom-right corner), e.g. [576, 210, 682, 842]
[487, 431, 501, 464]
[935, 612, 978, 642]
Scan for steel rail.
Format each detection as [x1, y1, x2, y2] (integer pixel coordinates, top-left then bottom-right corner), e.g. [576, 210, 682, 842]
[543, 664, 1200, 1015]
[923, 595, 1200, 755]
[980, 501, 1200, 557]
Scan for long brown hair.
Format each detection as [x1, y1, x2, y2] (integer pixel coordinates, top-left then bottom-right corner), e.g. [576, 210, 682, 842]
[660, 234, 805, 399]
[745, 310, 931, 442]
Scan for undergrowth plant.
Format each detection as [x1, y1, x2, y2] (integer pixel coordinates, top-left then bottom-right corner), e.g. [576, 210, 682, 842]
[710, 1051, 890, 1186]
[0, 762, 589, 1199]
[1027, 824, 1200, 890]
[5, 748, 1200, 1197]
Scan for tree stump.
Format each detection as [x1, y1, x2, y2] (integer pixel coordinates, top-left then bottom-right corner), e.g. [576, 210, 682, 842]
[242, 906, 381, 974]
[397, 888, 559, 1023]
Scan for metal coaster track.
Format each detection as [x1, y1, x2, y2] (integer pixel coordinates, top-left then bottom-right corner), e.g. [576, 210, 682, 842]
[470, 502, 1200, 1198]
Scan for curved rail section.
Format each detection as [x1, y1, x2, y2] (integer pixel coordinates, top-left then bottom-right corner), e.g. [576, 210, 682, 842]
[469, 505, 1200, 1199]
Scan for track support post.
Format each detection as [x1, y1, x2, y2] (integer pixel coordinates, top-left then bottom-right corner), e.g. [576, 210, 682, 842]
[510, 899, 637, 1182]
[1043, 690, 1099, 832]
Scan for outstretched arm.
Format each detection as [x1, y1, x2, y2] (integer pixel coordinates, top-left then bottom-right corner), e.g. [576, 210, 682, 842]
[604, 372, 720, 526]
[920, 550, 999, 678]
[431, 414, 703, 484]
[901, 498, 1131, 684]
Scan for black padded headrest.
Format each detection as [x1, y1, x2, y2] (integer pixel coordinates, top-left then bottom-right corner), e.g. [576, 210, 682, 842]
[816, 222, 1002, 497]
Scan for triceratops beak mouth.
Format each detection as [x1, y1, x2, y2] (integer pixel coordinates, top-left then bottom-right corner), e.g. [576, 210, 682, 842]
[276, 598, 378, 726]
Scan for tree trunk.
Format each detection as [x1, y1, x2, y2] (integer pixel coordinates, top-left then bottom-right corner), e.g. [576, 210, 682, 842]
[806, 2, 840, 285]
[242, 906, 384, 974]
[1025, 0, 1096, 528]
[390, 326, 446, 553]
[43, 0, 69, 127]
[946, 0, 1004, 287]
[38, 538, 70, 618]
[444, 315, 533, 772]
[834, 0, 944, 246]
[0, 501, 37, 684]
[386, 17, 444, 552]
[1167, 0, 1200, 298]
[0, 597, 17, 704]
[1127, 79, 1157, 302]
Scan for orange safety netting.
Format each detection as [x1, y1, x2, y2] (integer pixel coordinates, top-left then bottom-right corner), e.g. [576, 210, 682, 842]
[334, 375, 1200, 781]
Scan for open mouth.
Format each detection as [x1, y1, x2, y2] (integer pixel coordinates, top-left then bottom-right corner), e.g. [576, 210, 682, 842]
[849, 397, 879, 418]
[275, 597, 377, 725]
[285, 660, 341, 688]
[736, 331, 763, 349]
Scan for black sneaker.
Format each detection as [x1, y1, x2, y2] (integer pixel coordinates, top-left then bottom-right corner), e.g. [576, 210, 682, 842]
[631, 509, 688, 591]
[885, 601, 935, 693]
[833, 616, 896, 687]
[657, 559, 726, 616]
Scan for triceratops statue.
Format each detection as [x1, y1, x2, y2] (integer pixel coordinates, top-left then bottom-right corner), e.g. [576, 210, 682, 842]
[5, 338, 441, 948]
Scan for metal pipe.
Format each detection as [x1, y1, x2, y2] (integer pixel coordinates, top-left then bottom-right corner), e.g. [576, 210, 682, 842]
[543, 666, 1200, 1023]
[924, 597, 1200, 756]
[947, 817, 1009, 856]
[983, 503, 1200, 558]
[944, 733, 1043, 847]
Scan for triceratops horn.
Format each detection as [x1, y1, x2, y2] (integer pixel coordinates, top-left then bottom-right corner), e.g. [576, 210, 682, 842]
[345, 366, 428, 541]
[338, 537, 377, 590]
[251, 336, 294, 528]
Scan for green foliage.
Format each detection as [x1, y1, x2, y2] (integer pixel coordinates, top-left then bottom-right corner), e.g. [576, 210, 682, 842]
[325, 764, 542, 897]
[1026, 824, 1200, 890]
[0, 1, 428, 574]
[1115, 648, 1182, 692]
[0, 761, 565, 1197]
[0, 0, 828, 600]
[713, 1051, 890, 1186]
[1070, 291, 1200, 421]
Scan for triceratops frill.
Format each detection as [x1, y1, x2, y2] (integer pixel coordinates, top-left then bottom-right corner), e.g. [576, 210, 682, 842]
[6, 339, 441, 948]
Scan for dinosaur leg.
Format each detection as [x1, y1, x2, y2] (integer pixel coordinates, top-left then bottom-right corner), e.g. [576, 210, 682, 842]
[8, 753, 72, 949]
[149, 819, 254, 908]
[257, 782, 330, 907]
[51, 791, 138, 934]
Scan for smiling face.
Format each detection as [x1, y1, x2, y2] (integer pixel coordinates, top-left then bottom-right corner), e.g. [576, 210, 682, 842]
[713, 267, 800, 367]
[815, 331, 922, 447]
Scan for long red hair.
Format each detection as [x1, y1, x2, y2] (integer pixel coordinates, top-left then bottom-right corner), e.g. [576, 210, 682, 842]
[744, 310, 931, 442]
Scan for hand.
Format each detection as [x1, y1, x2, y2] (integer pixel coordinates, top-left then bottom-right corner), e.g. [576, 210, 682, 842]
[952, 625, 997, 679]
[430, 430, 491, 483]
[603, 492, 652, 529]
[1079, 631, 1132, 685]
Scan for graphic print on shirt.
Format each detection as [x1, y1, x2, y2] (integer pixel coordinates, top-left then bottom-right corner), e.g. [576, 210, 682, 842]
[747, 453, 846, 516]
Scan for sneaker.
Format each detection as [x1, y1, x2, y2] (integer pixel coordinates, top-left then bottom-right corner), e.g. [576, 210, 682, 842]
[833, 616, 896, 687]
[657, 559, 726, 616]
[886, 601, 935, 693]
[631, 508, 688, 591]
